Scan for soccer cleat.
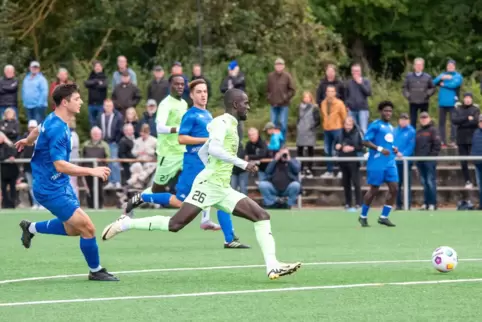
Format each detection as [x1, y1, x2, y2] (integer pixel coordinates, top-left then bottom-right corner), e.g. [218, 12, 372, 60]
[102, 216, 129, 241]
[358, 217, 369, 227]
[378, 217, 396, 227]
[224, 240, 250, 249]
[88, 268, 119, 281]
[200, 220, 221, 231]
[124, 192, 144, 214]
[268, 262, 302, 280]
[19, 220, 35, 249]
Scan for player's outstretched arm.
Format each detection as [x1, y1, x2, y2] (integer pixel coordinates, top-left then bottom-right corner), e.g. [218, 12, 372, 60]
[178, 135, 207, 145]
[15, 126, 39, 152]
[53, 160, 110, 181]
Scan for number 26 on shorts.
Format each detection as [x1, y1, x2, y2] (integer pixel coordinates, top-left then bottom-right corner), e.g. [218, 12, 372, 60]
[192, 190, 206, 203]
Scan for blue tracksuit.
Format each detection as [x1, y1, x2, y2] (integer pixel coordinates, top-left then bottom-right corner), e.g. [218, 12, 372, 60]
[433, 72, 463, 108]
[394, 124, 416, 208]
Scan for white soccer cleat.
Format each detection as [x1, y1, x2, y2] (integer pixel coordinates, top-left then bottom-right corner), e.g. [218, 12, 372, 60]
[200, 220, 221, 231]
[267, 262, 302, 280]
[102, 215, 129, 241]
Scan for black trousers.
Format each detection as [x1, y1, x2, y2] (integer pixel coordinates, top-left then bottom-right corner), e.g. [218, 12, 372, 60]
[121, 163, 131, 186]
[339, 162, 361, 207]
[85, 176, 104, 209]
[297, 146, 314, 171]
[438, 108, 456, 144]
[1, 177, 17, 208]
[458, 144, 471, 182]
[409, 103, 429, 128]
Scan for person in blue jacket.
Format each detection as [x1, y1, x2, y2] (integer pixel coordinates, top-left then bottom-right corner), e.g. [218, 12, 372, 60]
[433, 59, 463, 146]
[22, 61, 48, 123]
[393, 113, 416, 210]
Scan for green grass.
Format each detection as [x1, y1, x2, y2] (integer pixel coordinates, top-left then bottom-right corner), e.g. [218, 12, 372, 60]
[1, 209, 482, 321]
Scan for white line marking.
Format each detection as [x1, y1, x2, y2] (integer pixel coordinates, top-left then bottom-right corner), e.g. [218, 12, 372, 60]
[1, 258, 481, 286]
[1, 278, 482, 307]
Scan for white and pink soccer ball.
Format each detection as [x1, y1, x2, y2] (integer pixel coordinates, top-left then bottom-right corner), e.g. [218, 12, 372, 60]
[432, 246, 458, 272]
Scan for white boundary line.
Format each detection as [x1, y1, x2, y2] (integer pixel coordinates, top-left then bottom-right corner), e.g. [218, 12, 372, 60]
[1, 258, 481, 286]
[1, 277, 482, 307]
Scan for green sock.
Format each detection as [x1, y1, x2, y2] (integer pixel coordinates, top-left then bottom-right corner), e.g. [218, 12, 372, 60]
[126, 216, 170, 231]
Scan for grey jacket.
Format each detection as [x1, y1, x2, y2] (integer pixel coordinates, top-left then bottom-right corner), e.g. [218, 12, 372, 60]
[402, 72, 435, 104]
[296, 103, 320, 147]
[345, 79, 371, 111]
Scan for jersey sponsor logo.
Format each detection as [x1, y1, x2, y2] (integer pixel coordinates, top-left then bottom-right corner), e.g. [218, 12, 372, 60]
[51, 172, 62, 181]
[384, 133, 394, 143]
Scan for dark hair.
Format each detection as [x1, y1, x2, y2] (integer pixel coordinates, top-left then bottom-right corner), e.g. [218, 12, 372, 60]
[326, 84, 337, 92]
[52, 83, 79, 106]
[140, 123, 150, 134]
[189, 78, 207, 91]
[169, 74, 184, 83]
[378, 100, 394, 111]
[223, 88, 244, 110]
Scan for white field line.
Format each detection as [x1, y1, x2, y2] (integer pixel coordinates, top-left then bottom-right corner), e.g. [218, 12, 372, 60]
[1, 258, 481, 286]
[1, 277, 482, 307]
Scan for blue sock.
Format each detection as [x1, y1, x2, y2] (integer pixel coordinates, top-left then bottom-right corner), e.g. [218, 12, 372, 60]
[80, 237, 101, 272]
[217, 210, 234, 243]
[381, 205, 392, 218]
[141, 192, 172, 207]
[360, 204, 370, 218]
[35, 219, 67, 236]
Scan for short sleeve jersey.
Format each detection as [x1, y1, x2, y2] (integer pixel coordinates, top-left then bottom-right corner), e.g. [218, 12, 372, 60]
[156, 95, 188, 156]
[364, 119, 396, 170]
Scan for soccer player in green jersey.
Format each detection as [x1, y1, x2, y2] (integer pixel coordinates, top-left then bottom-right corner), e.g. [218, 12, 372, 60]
[102, 89, 301, 280]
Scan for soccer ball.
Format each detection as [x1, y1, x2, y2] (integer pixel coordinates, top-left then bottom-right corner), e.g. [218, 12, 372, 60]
[431, 246, 458, 272]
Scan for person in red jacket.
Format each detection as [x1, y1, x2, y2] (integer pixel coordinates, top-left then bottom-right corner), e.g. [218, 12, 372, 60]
[49, 68, 72, 110]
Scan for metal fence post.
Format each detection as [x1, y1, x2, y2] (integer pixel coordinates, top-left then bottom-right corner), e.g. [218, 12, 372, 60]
[93, 159, 99, 210]
[403, 158, 409, 211]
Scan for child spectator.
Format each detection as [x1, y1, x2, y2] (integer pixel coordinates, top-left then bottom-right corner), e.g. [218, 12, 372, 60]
[128, 124, 157, 188]
[263, 122, 284, 156]
[296, 91, 320, 178]
[125, 107, 140, 138]
[0, 108, 20, 141]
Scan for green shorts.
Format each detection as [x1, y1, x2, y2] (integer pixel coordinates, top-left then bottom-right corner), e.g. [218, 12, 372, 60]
[184, 178, 247, 214]
[153, 155, 183, 185]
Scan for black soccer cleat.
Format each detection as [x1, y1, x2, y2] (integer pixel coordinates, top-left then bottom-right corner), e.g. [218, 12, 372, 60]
[358, 217, 369, 227]
[19, 220, 35, 249]
[88, 268, 119, 281]
[124, 192, 144, 214]
[378, 217, 396, 227]
[224, 240, 250, 249]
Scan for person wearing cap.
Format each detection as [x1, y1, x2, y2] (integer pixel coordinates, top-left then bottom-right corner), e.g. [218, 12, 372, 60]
[0, 64, 19, 118]
[415, 112, 441, 211]
[345, 63, 372, 134]
[138, 99, 158, 137]
[452, 92, 480, 188]
[433, 59, 463, 146]
[147, 65, 169, 105]
[20, 120, 42, 209]
[393, 113, 416, 210]
[470, 115, 482, 209]
[220, 60, 246, 94]
[266, 57, 296, 141]
[49, 68, 73, 110]
[111, 71, 142, 117]
[85, 61, 108, 127]
[112, 55, 137, 89]
[21, 61, 48, 123]
[263, 121, 284, 155]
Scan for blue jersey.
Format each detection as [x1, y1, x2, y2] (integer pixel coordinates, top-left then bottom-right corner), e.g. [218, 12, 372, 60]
[364, 119, 396, 170]
[31, 113, 72, 195]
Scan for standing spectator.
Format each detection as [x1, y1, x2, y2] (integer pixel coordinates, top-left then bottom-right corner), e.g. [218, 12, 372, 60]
[394, 113, 416, 210]
[139, 99, 157, 137]
[0, 108, 20, 141]
[22, 61, 48, 123]
[316, 64, 345, 105]
[125, 107, 140, 138]
[118, 123, 136, 185]
[415, 112, 441, 211]
[147, 65, 169, 105]
[471, 115, 482, 209]
[266, 57, 296, 141]
[96, 99, 123, 189]
[191, 64, 211, 97]
[320, 85, 347, 178]
[69, 117, 80, 198]
[433, 59, 463, 147]
[81, 127, 110, 208]
[402, 58, 436, 128]
[452, 92, 480, 188]
[220, 60, 246, 93]
[20, 120, 41, 209]
[170, 62, 190, 103]
[231, 142, 248, 195]
[111, 71, 141, 117]
[258, 147, 301, 209]
[296, 91, 320, 178]
[0, 65, 18, 117]
[263, 122, 284, 155]
[245, 127, 269, 181]
[334, 116, 364, 211]
[0, 132, 18, 208]
[128, 124, 157, 188]
[49, 68, 72, 109]
[345, 63, 372, 133]
[112, 55, 137, 88]
[85, 60, 107, 127]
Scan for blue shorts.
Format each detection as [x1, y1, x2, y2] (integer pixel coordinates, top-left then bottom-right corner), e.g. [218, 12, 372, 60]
[367, 165, 399, 186]
[34, 185, 80, 222]
[175, 171, 197, 202]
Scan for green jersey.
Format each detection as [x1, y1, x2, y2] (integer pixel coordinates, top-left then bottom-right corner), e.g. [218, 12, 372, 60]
[155, 95, 188, 156]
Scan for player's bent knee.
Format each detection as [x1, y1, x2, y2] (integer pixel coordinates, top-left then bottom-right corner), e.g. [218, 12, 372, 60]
[168, 220, 186, 233]
[255, 207, 270, 221]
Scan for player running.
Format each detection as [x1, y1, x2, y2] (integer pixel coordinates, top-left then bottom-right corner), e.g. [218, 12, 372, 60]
[127, 75, 219, 230]
[102, 88, 301, 279]
[16, 84, 118, 281]
[359, 100, 398, 228]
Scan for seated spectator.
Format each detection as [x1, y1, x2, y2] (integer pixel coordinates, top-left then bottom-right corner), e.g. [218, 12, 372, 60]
[258, 147, 301, 209]
[128, 124, 157, 188]
[452, 93, 480, 189]
[139, 99, 157, 137]
[125, 107, 140, 138]
[85, 61, 108, 127]
[0, 108, 20, 141]
[415, 112, 441, 211]
[111, 71, 141, 117]
[334, 116, 363, 211]
[81, 127, 110, 208]
[20, 120, 42, 209]
[471, 115, 482, 209]
[394, 113, 416, 210]
[119, 123, 136, 185]
[69, 117, 80, 197]
[263, 122, 284, 156]
[231, 142, 248, 195]
[296, 91, 320, 179]
[245, 127, 269, 181]
[0, 132, 18, 208]
[49, 68, 72, 110]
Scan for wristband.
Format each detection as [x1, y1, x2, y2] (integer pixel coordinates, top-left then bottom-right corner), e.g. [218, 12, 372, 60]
[377, 146, 383, 152]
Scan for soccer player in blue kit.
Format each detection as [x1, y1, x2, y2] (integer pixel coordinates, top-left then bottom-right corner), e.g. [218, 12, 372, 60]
[359, 101, 398, 228]
[16, 84, 119, 281]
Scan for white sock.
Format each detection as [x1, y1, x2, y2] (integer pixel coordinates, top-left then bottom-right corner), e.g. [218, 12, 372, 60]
[200, 207, 211, 224]
[123, 216, 170, 231]
[90, 265, 103, 273]
[28, 223, 37, 234]
[254, 220, 278, 272]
